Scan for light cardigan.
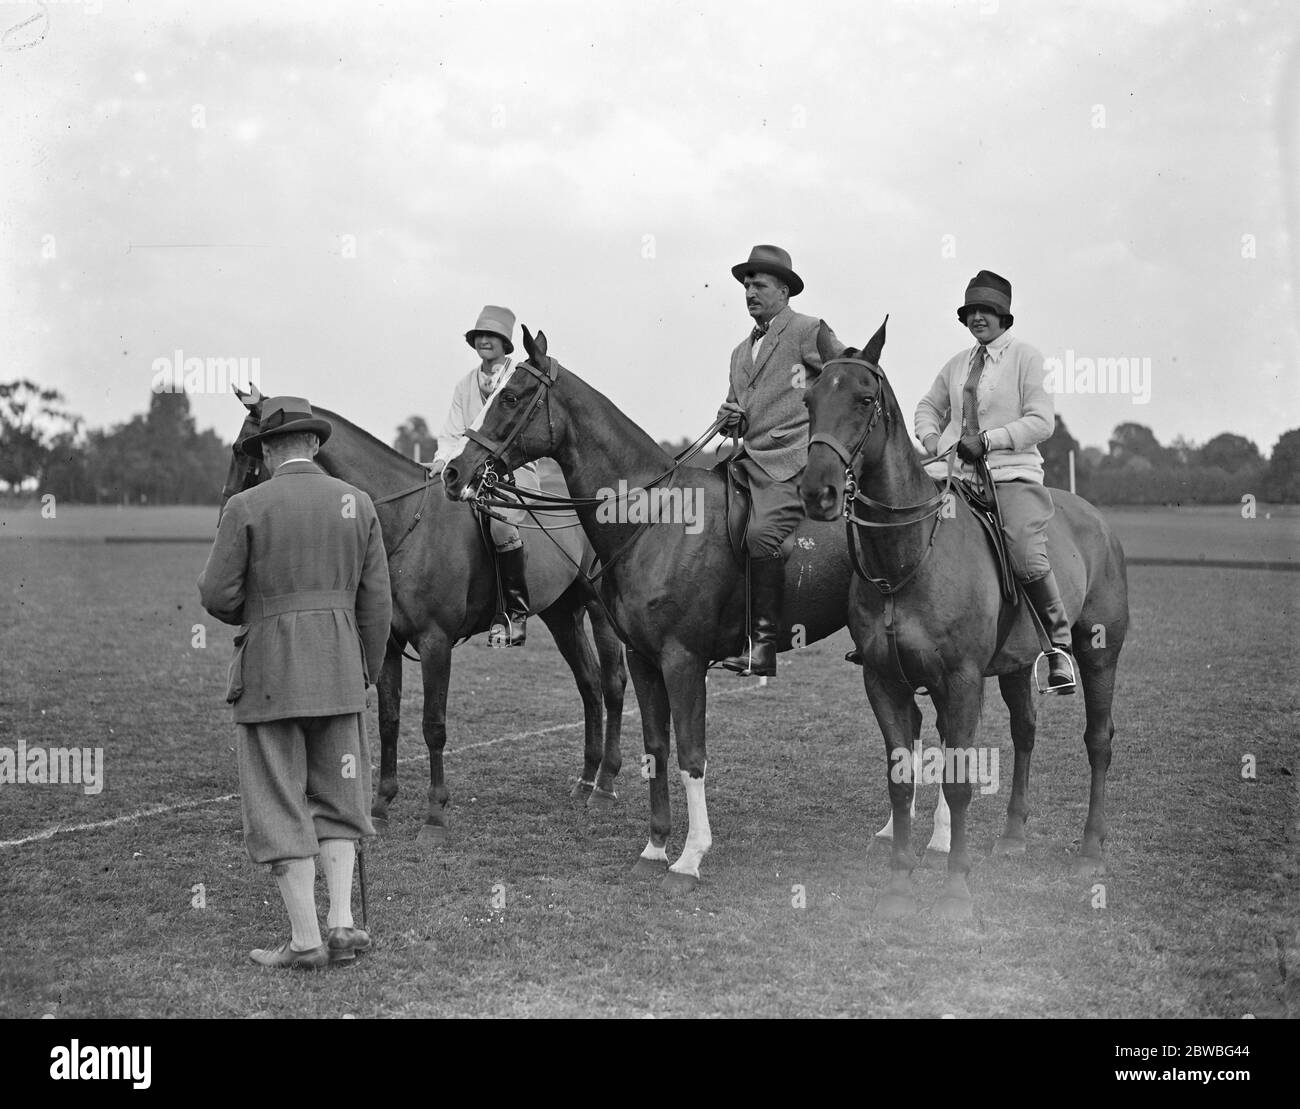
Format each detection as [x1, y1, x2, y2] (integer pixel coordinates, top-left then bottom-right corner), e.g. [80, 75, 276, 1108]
[914, 332, 1054, 483]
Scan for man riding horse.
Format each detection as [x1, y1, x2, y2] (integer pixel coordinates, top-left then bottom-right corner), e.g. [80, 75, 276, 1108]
[715, 245, 846, 678]
[914, 270, 1076, 693]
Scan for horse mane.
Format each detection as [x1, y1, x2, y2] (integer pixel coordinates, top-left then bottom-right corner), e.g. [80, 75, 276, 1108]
[313, 404, 430, 476]
[547, 358, 674, 467]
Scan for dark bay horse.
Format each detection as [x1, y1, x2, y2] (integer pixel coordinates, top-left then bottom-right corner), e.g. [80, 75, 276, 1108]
[799, 322, 1129, 919]
[220, 388, 627, 844]
[442, 328, 857, 893]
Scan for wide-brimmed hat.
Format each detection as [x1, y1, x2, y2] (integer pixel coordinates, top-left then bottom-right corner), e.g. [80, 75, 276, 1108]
[957, 270, 1014, 327]
[464, 305, 516, 355]
[241, 396, 332, 460]
[731, 244, 804, 297]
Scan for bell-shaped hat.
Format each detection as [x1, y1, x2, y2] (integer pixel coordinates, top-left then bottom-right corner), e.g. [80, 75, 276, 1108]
[464, 305, 516, 355]
[957, 270, 1014, 327]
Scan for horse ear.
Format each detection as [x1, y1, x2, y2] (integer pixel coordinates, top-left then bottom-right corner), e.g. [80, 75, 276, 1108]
[534, 330, 548, 359]
[522, 325, 536, 362]
[862, 314, 889, 366]
[233, 382, 263, 411]
[815, 321, 839, 365]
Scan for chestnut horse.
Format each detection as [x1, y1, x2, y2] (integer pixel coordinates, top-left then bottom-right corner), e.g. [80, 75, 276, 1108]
[220, 388, 627, 844]
[443, 328, 858, 893]
[799, 322, 1129, 918]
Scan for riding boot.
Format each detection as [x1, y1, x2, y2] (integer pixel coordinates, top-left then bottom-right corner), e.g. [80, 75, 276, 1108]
[718, 555, 784, 677]
[490, 546, 530, 648]
[1022, 570, 1076, 694]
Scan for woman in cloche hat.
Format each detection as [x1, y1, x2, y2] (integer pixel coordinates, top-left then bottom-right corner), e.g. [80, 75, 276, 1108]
[913, 271, 1077, 694]
[427, 306, 539, 648]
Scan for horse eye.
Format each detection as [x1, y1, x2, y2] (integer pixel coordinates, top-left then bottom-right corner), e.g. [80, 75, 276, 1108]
[501, 391, 519, 407]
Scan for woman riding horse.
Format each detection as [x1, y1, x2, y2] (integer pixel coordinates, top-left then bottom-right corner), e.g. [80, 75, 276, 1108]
[428, 305, 541, 647]
[914, 270, 1075, 693]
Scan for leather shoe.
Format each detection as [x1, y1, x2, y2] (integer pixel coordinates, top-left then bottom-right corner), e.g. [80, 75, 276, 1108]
[249, 940, 329, 970]
[327, 926, 372, 964]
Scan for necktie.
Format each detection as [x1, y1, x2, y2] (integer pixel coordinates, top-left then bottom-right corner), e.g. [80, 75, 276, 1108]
[961, 345, 987, 434]
[751, 323, 768, 344]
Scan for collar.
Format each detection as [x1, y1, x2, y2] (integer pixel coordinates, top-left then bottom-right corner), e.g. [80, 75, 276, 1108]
[973, 330, 1013, 364]
[272, 459, 321, 476]
[751, 304, 793, 337]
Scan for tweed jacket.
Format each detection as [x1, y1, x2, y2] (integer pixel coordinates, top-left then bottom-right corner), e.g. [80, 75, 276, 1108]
[915, 333, 1054, 484]
[198, 460, 392, 724]
[432, 359, 539, 478]
[725, 306, 846, 482]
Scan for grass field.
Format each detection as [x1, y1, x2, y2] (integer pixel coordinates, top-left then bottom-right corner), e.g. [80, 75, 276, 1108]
[1, 508, 1296, 1018]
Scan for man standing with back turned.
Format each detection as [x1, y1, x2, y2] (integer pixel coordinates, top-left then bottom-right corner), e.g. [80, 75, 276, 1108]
[199, 396, 392, 968]
[715, 244, 845, 677]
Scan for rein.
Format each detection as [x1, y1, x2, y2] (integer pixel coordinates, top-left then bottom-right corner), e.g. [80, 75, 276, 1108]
[370, 474, 435, 559]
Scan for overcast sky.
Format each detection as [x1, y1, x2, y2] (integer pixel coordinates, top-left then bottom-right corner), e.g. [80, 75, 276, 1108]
[2, 0, 1297, 458]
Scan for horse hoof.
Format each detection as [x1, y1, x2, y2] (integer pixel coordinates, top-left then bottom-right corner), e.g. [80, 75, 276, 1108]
[586, 787, 620, 811]
[934, 894, 974, 921]
[630, 856, 669, 879]
[1072, 855, 1105, 878]
[570, 779, 595, 801]
[876, 892, 918, 919]
[662, 870, 699, 896]
[371, 816, 390, 837]
[416, 823, 448, 848]
[991, 837, 1026, 857]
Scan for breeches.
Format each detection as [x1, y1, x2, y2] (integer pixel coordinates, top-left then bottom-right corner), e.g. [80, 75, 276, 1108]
[997, 479, 1055, 581]
[489, 466, 540, 550]
[735, 458, 806, 558]
[236, 713, 374, 865]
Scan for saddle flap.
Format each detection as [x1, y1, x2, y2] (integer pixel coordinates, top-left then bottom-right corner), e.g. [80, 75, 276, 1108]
[951, 478, 1018, 604]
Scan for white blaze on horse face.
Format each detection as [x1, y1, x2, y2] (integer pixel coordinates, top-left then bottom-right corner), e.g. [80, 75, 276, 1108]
[669, 766, 712, 878]
[640, 840, 669, 863]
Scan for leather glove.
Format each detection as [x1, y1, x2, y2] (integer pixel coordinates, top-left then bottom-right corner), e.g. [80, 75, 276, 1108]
[717, 401, 747, 436]
[956, 432, 987, 463]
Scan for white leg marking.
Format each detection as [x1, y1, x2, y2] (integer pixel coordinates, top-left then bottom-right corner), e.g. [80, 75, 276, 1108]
[927, 786, 952, 854]
[876, 741, 921, 839]
[669, 765, 711, 877]
[639, 839, 669, 863]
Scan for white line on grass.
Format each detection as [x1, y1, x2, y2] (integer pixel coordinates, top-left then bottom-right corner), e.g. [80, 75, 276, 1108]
[0, 682, 761, 849]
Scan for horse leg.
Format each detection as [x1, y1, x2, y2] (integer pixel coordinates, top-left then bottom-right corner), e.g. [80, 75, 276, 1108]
[863, 673, 921, 918]
[371, 638, 404, 834]
[627, 648, 672, 878]
[415, 629, 452, 848]
[874, 734, 920, 843]
[929, 675, 983, 920]
[538, 586, 608, 804]
[661, 648, 710, 896]
[1074, 649, 1117, 876]
[992, 667, 1036, 856]
[587, 598, 627, 802]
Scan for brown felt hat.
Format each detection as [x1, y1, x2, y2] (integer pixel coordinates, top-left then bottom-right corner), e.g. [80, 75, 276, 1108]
[731, 244, 804, 296]
[240, 396, 332, 460]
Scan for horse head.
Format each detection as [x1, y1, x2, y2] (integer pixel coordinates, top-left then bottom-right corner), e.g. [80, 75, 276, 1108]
[218, 384, 267, 518]
[800, 315, 892, 521]
[443, 324, 562, 500]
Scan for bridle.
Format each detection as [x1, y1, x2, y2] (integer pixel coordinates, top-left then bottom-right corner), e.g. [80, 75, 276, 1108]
[807, 356, 955, 595]
[462, 358, 558, 499]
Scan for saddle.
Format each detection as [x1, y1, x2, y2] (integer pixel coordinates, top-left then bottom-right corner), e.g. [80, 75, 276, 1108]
[714, 456, 798, 567]
[948, 465, 1018, 605]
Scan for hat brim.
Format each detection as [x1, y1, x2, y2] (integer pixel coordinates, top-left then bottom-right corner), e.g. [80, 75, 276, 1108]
[731, 262, 804, 297]
[465, 330, 515, 355]
[958, 304, 1014, 327]
[241, 417, 332, 460]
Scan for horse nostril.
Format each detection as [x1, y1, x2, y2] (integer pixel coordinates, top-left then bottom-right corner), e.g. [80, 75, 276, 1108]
[443, 465, 458, 488]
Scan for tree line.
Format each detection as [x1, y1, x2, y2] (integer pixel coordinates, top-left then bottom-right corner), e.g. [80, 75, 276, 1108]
[2, 380, 1297, 505]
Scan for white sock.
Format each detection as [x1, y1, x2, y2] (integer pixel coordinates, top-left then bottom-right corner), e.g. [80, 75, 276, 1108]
[319, 839, 355, 930]
[272, 858, 321, 950]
